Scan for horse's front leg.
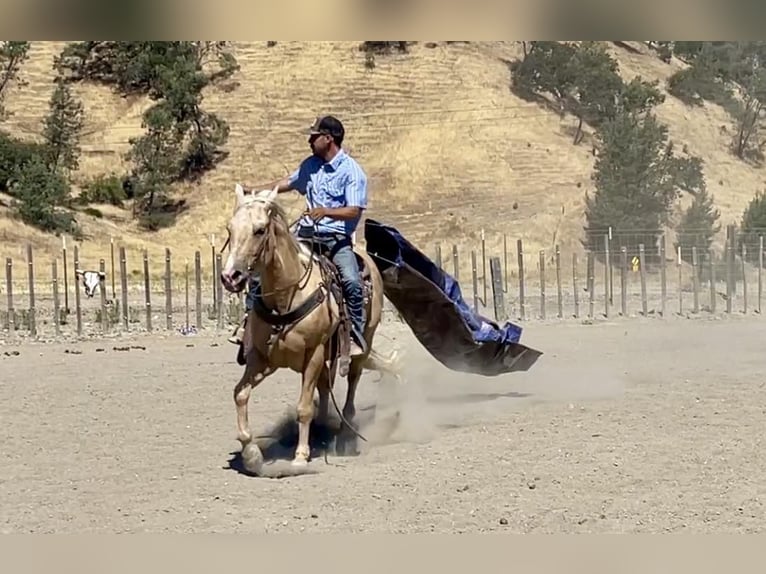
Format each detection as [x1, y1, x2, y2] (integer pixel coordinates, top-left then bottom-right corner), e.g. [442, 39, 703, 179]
[234, 352, 274, 475]
[293, 345, 326, 466]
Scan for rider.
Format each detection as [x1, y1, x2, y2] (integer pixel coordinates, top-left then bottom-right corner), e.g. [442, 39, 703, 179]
[230, 115, 370, 357]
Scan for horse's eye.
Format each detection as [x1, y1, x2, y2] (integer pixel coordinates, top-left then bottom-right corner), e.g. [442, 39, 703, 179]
[254, 228, 265, 236]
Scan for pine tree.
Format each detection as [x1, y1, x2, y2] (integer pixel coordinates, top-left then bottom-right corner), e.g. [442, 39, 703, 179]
[584, 108, 705, 268]
[675, 187, 721, 269]
[42, 79, 84, 174]
[0, 41, 30, 119]
[739, 191, 766, 264]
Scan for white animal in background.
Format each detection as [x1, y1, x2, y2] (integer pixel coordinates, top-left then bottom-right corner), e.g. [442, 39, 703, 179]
[75, 269, 106, 298]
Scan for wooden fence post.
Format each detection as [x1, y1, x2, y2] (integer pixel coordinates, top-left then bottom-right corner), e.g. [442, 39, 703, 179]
[604, 233, 611, 317]
[185, 259, 190, 330]
[742, 243, 748, 314]
[489, 257, 505, 322]
[119, 246, 129, 330]
[99, 258, 108, 333]
[539, 249, 546, 320]
[587, 250, 594, 319]
[481, 229, 487, 306]
[62, 236, 69, 314]
[620, 246, 627, 316]
[52, 259, 61, 336]
[726, 241, 734, 314]
[211, 234, 217, 312]
[471, 250, 479, 313]
[677, 245, 683, 315]
[215, 252, 224, 329]
[503, 234, 508, 293]
[759, 236, 764, 314]
[691, 246, 700, 313]
[452, 244, 459, 281]
[709, 249, 717, 314]
[74, 245, 82, 336]
[659, 235, 667, 317]
[110, 236, 116, 300]
[165, 247, 173, 330]
[555, 245, 563, 319]
[639, 243, 647, 316]
[572, 253, 580, 319]
[143, 250, 152, 332]
[517, 239, 525, 320]
[5, 258, 14, 336]
[195, 250, 202, 329]
[27, 244, 36, 336]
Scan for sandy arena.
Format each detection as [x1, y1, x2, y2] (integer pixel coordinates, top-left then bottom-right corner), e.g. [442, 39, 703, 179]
[1, 315, 764, 533]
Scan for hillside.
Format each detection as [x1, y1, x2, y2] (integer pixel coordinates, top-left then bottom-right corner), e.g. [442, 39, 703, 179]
[0, 41, 762, 278]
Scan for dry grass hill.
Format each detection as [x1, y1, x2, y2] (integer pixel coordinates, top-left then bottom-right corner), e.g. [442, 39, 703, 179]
[1, 41, 763, 279]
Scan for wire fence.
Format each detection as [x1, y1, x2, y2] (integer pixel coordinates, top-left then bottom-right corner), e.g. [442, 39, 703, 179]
[2, 225, 765, 343]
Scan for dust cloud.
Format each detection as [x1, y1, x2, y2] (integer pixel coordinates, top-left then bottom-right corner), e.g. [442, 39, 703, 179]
[356, 332, 628, 449]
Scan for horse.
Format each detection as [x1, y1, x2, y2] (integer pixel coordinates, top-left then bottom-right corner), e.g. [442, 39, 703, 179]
[219, 183, 401, 475]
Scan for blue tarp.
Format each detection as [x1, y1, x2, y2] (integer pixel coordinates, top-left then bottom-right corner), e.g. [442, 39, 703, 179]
[363, 219, 542, 376]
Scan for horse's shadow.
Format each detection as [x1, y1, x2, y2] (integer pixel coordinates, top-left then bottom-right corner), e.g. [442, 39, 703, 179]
[224, 400, 380, 476]
[224, 388, 532, 476]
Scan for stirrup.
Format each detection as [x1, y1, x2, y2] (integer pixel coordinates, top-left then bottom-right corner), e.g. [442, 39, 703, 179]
[228, 319, 246, 345]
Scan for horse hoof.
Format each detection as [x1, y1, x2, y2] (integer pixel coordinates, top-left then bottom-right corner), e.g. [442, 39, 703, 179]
[336, 433, 359, 457]
[291, 457, 309, 468]
[241, 442, 264, 475]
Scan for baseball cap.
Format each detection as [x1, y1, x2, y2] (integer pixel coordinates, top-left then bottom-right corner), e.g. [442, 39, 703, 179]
[305, 115, 345, 141]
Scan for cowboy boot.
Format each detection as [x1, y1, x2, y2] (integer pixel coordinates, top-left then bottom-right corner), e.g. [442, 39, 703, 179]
[228, 315, 247, 345]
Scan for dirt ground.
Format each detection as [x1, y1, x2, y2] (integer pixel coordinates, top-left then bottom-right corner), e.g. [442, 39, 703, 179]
[1, 314, 765, 533]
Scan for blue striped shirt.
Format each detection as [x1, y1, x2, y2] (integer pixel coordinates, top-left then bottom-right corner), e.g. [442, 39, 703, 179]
[288, 149, 368, 236]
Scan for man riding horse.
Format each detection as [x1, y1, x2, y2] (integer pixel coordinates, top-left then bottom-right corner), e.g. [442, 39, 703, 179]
[230, 115, 370, 358]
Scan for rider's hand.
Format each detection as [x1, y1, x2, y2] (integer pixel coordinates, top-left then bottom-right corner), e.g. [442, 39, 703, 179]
[307, 207, 328, 221]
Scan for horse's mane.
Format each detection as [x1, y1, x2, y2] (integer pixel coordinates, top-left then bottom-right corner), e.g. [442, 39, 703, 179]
[241, 192, 303, 255]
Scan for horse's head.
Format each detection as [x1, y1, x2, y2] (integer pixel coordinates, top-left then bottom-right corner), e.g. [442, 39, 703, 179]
[220, 183, 280, 293]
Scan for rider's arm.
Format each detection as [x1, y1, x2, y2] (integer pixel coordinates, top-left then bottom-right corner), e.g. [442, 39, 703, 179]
[323, 206, 363, 220]
[242, 176, 294, 194]
[244, 159, 313, 196]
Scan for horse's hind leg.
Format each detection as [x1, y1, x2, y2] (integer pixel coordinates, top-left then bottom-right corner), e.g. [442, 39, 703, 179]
[336, 359, 364, 456]
[293, 345, 325, 466]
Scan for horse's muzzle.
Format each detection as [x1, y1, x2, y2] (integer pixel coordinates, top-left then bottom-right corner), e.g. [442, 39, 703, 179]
[221, 269, 247, 293]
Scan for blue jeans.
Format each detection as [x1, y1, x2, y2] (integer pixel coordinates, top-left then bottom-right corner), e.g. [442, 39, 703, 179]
[245, 228, 366, 347]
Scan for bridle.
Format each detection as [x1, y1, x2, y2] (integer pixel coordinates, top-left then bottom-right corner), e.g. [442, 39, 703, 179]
[221, 197, 322, 300]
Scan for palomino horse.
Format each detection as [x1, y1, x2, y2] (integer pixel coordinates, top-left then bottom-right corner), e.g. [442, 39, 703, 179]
[220, 183, 400, 475]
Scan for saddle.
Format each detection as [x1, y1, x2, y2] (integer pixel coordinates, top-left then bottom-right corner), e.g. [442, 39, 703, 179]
[296, 237, 372, 378]
[236, 236, 371, 380]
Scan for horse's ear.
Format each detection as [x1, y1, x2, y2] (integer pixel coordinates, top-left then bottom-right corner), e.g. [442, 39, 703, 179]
[264, 184, 279, 204]
[234, 183, 246, 205]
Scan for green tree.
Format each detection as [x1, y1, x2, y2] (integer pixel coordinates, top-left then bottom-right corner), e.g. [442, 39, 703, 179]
[55, 41, 239, 228]
[509, 41, 578, 112]
[725, 42, 766, 162]
[125, 103, 185, 228]
[10, 156, 78, 235]
[41, 79, 84, 174]
[0, 131, 46, 192]
[0, 41, 30, 119]
[666, 42, 736, 108]
[583, 109, 704, 265]
[567, 42, 624, 144]
[619, 76, 665, 117]
[674, 187, 721, 268]
[510, 42, 664, 145]
[738, 191, 766, 264]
